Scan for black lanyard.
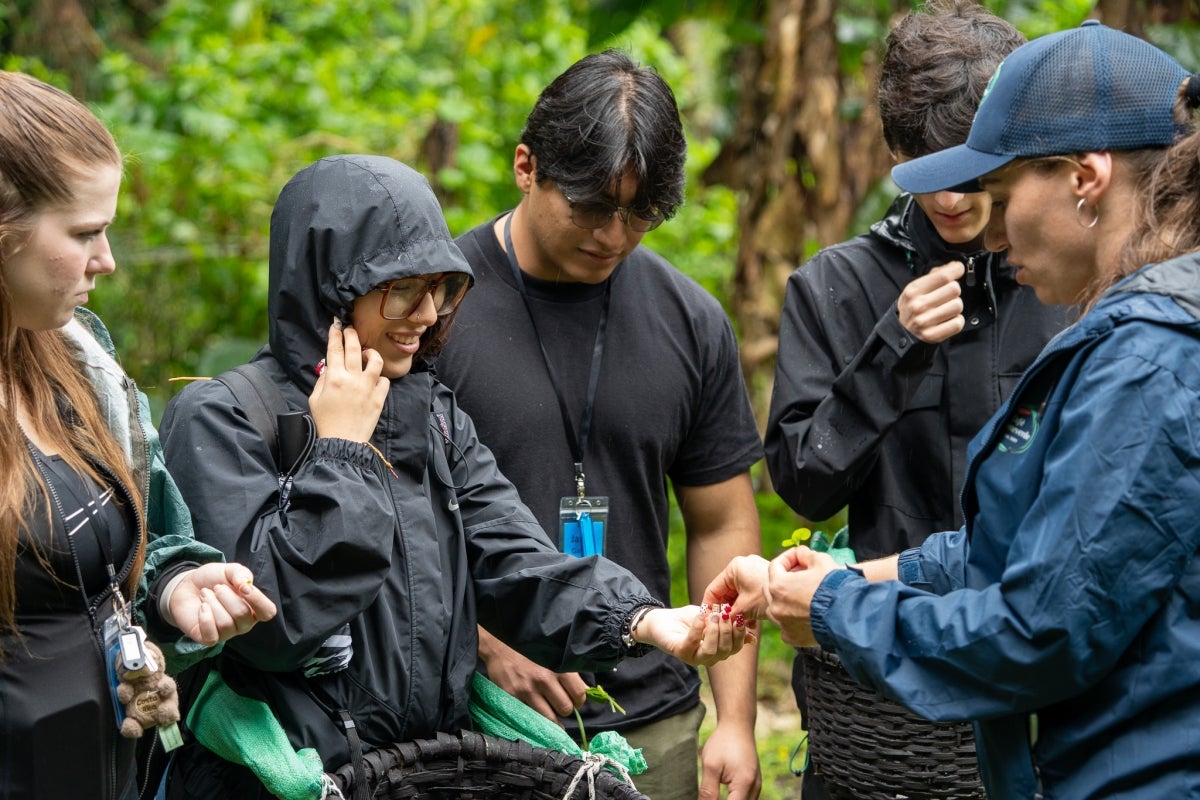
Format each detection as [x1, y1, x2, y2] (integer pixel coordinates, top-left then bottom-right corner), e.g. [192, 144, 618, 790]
[503, 212, 611, 497]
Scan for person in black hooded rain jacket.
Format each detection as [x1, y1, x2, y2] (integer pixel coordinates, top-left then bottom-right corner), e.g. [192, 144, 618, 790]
[765, 6, 1070, 797]
[767, 3, 1070, 565]
[158, 155, 747, 799]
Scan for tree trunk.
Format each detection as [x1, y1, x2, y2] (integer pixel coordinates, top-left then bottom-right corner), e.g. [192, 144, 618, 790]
[1095, 0, 1200, 31]
[704, 0, 900, 457]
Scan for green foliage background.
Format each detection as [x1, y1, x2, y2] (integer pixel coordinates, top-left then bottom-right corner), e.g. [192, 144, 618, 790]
[5, 0, 745, 417]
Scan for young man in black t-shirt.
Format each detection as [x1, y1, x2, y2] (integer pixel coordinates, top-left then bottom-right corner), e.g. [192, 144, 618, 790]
[437, 50, 765, 800]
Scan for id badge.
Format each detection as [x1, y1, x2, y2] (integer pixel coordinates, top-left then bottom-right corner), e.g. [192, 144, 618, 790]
[102, 614, 132, 730]
[559, 496, 609, 557]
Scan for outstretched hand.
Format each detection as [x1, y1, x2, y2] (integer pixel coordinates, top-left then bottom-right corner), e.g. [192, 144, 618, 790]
[308, 319, 389, 442]
[639, 605, 754, 667]
[167, 562, 277, 646]
[702, 548, 845, 648]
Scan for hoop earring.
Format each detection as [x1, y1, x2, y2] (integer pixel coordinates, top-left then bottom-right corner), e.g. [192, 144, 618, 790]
[1075, 197, 1099, 229]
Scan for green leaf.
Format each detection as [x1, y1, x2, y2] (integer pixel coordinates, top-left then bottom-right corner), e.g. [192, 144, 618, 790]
[574, 683, 627, 749]
[780, 527, 812, 549]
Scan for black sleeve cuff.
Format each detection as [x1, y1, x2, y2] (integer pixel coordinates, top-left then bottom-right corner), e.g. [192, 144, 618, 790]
[143, 560, 201, 639]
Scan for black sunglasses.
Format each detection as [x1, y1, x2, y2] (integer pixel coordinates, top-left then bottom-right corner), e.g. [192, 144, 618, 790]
[559, 188, 666, 233]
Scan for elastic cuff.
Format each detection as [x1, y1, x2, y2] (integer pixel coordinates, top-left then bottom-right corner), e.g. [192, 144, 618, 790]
[614, 597, 664, 658]
[897, 547, 924, 586]
[312, 437, 382, 467]
[809, 568, 861, 649]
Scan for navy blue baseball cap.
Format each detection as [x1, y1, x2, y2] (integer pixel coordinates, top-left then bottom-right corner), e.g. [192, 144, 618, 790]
[892, 20, 1190, 194]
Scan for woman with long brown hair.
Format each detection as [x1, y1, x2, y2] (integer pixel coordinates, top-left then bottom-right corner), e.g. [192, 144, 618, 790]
[0, 71, 275, 800]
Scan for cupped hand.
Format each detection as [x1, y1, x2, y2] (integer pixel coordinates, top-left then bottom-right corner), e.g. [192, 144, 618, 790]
[701, 554, 770, 622]
[479, 631, 587, 720]
[898, 261, 966, 344]
[168, 562, 277, 646]
[308, 319, 389, 442]
[643, 605, 752, 667]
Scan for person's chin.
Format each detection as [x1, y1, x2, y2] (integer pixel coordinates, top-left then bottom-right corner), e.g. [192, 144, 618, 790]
[31, 308, 78, 331]
[934, 221, 985, 246]
[569, 256, 620, 283]
[382, 356, 415, 380]
[1027, 279, 1062, 306]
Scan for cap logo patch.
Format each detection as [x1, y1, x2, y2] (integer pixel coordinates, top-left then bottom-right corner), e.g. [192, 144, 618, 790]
[979, 62, 1004, 109]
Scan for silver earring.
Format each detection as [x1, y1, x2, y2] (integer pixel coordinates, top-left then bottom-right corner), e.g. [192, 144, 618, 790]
[1075, 197, 1099, 229]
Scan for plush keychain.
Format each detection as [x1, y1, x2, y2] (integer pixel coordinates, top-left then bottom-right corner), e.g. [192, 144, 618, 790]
[115, 638, 181, 740]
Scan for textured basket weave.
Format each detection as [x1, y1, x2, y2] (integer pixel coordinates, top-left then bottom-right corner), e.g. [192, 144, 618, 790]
[330, 730, 649, 800]
[801, 647, 985, 799]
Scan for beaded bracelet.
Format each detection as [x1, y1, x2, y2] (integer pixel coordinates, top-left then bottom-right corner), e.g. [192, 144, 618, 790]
[621, 605, 655, 649]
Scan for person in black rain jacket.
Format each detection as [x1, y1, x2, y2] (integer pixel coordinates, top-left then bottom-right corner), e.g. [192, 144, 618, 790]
[160, 155, 745, 799]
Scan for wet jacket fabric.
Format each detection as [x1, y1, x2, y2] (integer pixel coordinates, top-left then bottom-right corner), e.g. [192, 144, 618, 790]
[0, 309, 221, 800]
[767, 196, 1069, 559]
[811, 251, 1200, 798]
[159, 156, 659, 794]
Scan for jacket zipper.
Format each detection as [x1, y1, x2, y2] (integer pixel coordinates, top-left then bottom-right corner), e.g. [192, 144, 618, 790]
[965, 255, 977, 287]
[137, 729, 160, 800]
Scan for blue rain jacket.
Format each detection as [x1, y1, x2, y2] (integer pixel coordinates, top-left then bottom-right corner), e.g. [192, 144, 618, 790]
[810, 251, 1200, 799]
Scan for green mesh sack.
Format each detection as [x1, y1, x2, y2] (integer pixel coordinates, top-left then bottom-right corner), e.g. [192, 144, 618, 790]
[187, 670, 337, 800]
[468, 671, 646, 775]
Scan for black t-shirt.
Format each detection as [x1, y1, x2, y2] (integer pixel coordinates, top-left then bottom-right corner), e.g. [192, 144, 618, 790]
[437, 216, 763, 731]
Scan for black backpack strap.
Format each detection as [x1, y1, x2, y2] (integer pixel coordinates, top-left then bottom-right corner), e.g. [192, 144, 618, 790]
[214, 363, 315, 510]
[214, 363, 288, 467]
[430, 390, 466, 492]
[335, 710, 371, 800]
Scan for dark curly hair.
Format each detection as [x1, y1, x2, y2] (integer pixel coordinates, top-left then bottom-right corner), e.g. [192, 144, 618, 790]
[879, 0, 1025, 158]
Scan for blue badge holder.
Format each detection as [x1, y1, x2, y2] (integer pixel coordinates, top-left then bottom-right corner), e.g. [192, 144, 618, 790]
[559, 496, 609, 557]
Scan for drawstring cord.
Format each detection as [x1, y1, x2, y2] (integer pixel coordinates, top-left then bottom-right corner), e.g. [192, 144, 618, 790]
[559, 752, 636, 800]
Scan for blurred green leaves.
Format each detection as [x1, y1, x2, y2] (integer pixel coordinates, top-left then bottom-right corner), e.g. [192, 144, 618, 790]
[37, 0, 742, 407]
[12, 0, 1136, 411]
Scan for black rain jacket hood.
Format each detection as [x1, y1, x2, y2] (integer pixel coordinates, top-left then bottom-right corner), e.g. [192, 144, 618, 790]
[267, 155, 473, 389]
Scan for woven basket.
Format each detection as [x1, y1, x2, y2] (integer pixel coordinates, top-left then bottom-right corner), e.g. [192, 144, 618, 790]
[801, 647, 985, 800]
[330, 730, 649, 799]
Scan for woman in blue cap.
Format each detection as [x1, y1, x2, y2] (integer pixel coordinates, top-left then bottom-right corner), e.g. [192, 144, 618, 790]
[705, 21, 1200, 799]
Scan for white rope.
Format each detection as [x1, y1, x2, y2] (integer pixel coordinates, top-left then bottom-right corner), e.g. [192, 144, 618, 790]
[559, 752, 637, 800]
[319, 774, 346, 800]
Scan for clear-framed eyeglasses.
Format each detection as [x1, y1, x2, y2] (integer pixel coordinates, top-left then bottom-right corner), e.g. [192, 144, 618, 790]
[559, 188, 666, 233]
[374, 272, 471, 319]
